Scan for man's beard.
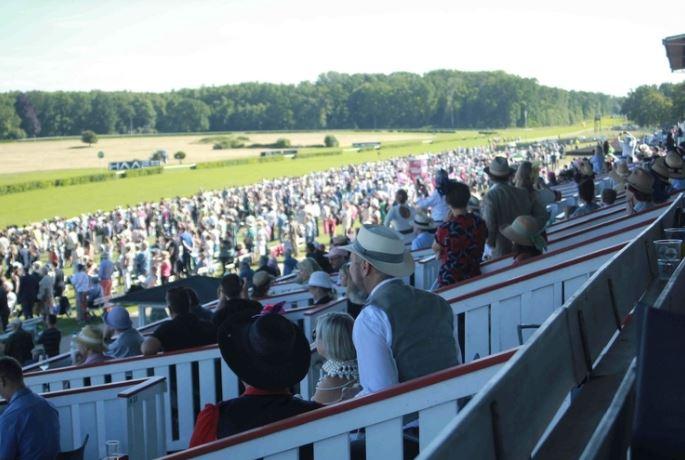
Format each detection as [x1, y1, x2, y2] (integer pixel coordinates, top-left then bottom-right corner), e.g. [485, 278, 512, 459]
[345, 276, 368, 304]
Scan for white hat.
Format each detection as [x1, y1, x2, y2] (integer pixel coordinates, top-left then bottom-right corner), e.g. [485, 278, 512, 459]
[307, 271, 333, 289]
[414, 211, 436, 230]
[341, 225, 414, 278]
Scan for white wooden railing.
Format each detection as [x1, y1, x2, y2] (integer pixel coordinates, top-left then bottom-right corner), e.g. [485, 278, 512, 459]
[445, 244, 625, 362]
[160, 349, 516, 460]
[22, 298, 344, 452]
[418, 195, 684, 459]
[0, 376, 167, 459]
[24, 344, 232, 452]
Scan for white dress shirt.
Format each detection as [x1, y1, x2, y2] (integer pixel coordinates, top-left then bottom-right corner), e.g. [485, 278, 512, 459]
[353, 278, 462, 397]
[416, 190, 449, 222]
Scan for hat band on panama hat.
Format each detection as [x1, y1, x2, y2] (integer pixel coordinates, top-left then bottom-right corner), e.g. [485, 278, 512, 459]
[350, 239, 405, 263]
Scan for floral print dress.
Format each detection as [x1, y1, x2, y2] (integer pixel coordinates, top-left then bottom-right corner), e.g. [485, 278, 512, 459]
[435, 213, 488, 287]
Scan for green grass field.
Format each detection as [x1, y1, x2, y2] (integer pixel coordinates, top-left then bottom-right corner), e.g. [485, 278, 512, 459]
[0, 119, 623, 227]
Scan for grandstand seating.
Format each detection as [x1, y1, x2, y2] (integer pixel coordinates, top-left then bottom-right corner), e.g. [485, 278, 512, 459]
[26, 180, 679, 458]
[0, 376, 166, 459]
[414, 202, 667, 290]
[21, 297, 345, 452]
[417, 194, 684, 459]
[142, 196, 676, 458]
[159, 350, 515, 460]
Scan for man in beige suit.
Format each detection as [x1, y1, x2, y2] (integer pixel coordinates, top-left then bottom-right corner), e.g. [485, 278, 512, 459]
[481, 157, 548, 258]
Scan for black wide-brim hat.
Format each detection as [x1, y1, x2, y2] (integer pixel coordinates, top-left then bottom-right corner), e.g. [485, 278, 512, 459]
[217, 311, 311, 390]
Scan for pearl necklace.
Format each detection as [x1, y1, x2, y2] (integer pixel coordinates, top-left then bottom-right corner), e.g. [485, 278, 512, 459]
[322, 359, 359, 380]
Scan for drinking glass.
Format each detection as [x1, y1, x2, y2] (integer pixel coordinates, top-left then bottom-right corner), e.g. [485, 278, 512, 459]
[105, 440, 121, 459]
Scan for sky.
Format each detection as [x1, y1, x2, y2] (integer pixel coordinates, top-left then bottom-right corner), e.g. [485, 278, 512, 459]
[1, 0, 683, 97]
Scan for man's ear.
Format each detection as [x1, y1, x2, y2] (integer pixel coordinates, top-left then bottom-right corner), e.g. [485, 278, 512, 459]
[361, 259, 372, 277]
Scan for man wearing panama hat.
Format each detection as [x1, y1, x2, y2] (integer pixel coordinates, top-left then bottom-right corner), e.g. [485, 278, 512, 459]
[343, 225, 460, 396]
[410, 211, 437, 250]
[481, 157, 548, 258]
[626, 168, 655, 214]
[650, 156, 673, 204]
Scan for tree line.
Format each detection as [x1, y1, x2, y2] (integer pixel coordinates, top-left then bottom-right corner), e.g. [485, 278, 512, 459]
[0, 70, 621, 140]
[621, 82, 685, 127]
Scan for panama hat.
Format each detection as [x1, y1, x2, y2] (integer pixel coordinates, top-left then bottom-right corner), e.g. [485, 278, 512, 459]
[626, 168, 655, 195]
[665, 151, 685, 179]
[307, 271, 333, 290]
[500, 215, 541, 247]
[218, 311, 310, 390]
[484, 157, 515, 178]
[341, 224, 414, 278]
[413, 211, 436, 230]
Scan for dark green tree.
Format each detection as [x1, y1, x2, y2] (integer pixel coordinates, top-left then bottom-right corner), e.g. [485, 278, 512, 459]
[81, 130, 98, 146]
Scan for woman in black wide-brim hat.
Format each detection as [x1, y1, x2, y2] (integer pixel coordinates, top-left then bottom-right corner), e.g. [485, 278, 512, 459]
[189, 311, 321, 447]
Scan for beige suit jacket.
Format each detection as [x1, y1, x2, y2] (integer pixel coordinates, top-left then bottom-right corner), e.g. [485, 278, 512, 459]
[481, 183, 548, 258]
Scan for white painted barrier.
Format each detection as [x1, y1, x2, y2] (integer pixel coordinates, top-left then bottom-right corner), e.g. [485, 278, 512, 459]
[446, 244, 623, 362]
[24, 345, 232, 452]
[160, 349, 516, 460]
[22, 298, 345, 452]
[0, 377, 167, 459]
[419, 195, 684, 460]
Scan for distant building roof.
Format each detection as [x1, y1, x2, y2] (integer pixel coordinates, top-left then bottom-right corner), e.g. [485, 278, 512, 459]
[663, 34, 685, 71]
[112, 275, 220, 305]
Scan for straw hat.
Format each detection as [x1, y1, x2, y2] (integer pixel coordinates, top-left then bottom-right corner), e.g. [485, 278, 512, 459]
[307, 271, 333, 290]
[341, 224, 414, 278]
[500, 215, 541, 247]
[650, 157, 670, 180]
[665, 151, 685, 179]
[414, 211, 436, 230]
[626, 168, 655, 195]
[75, 326, 106, 353]
[253, 271, 275, 289]
[484, 157, 515, 178]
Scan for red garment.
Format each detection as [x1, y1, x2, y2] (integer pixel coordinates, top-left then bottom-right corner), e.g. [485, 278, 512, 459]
[188, 387, 291, 447]
[189, 405, 220, 447]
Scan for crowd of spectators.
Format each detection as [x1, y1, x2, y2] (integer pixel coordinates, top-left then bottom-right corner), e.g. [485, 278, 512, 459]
[4, 126, 685, 455]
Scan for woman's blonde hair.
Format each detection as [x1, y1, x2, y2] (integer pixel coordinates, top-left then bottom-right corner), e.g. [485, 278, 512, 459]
[514, 161, 534, 193]
[315, 312, 356, 362]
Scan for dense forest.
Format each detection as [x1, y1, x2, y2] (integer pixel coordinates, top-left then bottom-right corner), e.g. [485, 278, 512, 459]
[621, 82, 685, 127]
[0, 70, 621, 139]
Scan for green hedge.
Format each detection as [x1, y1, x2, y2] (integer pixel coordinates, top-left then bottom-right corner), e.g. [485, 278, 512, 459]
[194, 155, 286, 170]
[294, 149, 343, 159]
[0, 172, 117, 196]
[0, 167, 164, 196]
[120, 166, 164, 178]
